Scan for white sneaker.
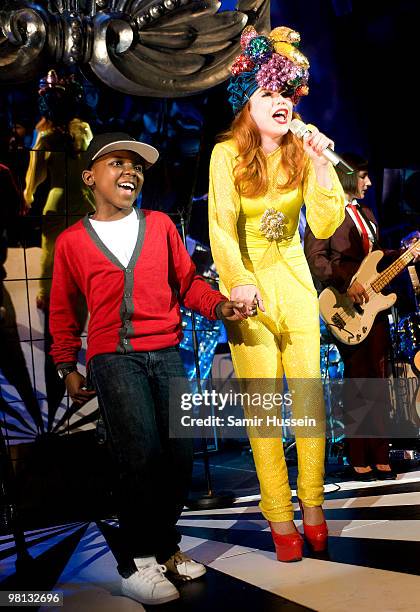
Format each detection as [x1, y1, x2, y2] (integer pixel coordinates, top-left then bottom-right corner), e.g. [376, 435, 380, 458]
[164, 550, 206, 580]
[122, 556, 179, 605]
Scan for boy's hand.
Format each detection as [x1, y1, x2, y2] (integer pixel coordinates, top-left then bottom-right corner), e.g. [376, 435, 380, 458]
[65, 371, 96, 406]
[219, 300, 250, 321]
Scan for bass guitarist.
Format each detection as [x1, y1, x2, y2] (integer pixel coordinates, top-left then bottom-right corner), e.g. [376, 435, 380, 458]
[304, 152, 412, 481]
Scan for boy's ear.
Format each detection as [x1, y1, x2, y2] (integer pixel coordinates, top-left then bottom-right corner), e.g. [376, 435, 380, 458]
[82, 169, 94, 186]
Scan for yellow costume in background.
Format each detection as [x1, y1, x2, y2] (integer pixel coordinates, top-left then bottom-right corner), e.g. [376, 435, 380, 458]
[24, 119, 95, 300]
[209, 139, 345, 521]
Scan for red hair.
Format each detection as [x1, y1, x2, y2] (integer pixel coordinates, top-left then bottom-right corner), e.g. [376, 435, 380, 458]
[219, 105, 306, 198]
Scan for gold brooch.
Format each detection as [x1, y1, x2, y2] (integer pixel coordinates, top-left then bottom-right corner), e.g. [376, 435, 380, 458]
[260, 208, 287, 241]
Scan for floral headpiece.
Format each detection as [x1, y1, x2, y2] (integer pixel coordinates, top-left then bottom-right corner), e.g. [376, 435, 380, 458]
[228, 26, 310, 114]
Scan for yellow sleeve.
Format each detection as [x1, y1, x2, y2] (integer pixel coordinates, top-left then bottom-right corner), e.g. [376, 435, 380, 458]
[24, 131, 49, 206]
[303, 158, 345, 239]
[208, 143, 257, 293]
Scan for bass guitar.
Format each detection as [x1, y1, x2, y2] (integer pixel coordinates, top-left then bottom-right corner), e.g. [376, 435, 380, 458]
[319, 239, 418, 345]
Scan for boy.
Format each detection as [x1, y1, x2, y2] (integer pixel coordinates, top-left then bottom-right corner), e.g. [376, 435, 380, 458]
[49, 133, 248, 605]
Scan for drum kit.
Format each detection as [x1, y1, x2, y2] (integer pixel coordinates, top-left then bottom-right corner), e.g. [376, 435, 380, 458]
[397, 232, 420, 376]
[393, 312, 420, 376]
[320, 319, 344, 380]
[179, 309, 222, 380]
[179, 239, 222, 381]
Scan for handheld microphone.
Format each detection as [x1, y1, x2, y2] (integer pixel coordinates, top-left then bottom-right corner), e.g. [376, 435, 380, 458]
[289, 119, 354, 175]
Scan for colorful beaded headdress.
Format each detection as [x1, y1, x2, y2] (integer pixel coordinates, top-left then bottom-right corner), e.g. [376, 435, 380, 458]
[228, 25, 310, 115]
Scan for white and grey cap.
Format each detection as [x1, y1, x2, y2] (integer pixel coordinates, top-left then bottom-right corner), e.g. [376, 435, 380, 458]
[82, 132, 159, 169]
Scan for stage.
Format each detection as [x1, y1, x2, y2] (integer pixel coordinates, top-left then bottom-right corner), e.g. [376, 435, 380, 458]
[1, 456, 420, 611]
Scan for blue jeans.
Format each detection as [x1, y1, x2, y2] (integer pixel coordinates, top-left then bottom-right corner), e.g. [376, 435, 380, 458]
[89, 347, 193, 577]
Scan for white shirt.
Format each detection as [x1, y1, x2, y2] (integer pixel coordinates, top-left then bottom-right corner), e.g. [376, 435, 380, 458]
[89, 209, 138, 267]
[346, 199, 376, 252]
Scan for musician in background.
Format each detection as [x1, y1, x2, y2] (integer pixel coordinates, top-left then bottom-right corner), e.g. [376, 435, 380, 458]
[304, 153, 397, 481]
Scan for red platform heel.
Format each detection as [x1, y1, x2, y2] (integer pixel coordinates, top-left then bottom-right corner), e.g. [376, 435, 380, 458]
[269, 523, 304, 562]
[298, 499, 328, 552]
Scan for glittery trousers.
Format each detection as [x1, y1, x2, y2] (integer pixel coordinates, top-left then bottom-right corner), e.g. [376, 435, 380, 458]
[224, 255, 326, 522]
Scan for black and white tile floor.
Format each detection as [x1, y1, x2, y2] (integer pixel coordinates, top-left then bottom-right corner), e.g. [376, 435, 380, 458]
[1, 469, 420, 611]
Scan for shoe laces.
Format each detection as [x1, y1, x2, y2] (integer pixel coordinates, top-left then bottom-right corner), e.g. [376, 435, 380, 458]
[172, 551, 192, 566]
[138, 562, 168, 584]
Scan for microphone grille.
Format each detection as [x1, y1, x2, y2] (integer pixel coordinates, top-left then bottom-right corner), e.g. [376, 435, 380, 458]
[289, 118, 308, 138]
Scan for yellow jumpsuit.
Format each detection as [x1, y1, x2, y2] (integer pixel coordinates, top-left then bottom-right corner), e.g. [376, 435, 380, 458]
[208, 139, 345, 521]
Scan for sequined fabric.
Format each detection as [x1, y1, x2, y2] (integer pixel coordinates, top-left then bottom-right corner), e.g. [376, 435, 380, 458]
[208, 139, 345, 521]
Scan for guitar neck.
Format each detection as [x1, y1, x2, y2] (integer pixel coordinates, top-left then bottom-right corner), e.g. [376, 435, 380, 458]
[371, 241, 418, 292]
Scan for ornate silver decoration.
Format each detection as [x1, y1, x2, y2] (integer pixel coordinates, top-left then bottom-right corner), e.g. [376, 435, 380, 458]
[0, 0, 270, 97]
